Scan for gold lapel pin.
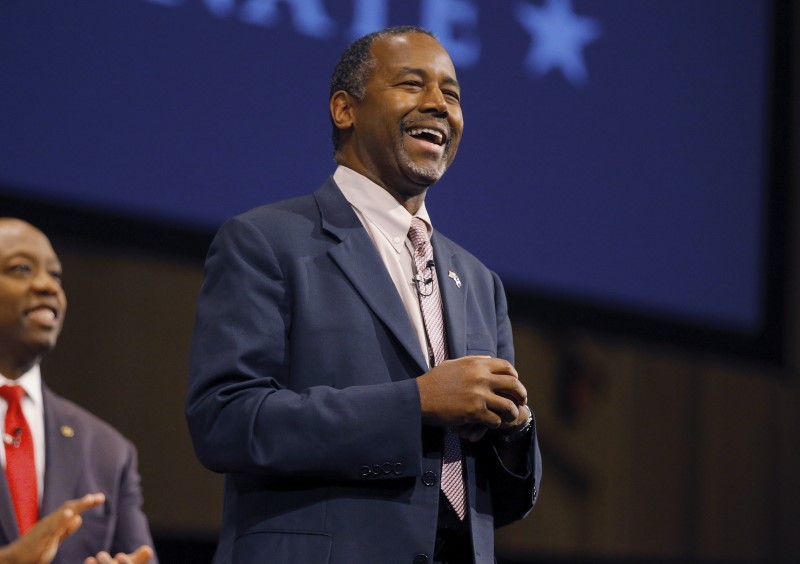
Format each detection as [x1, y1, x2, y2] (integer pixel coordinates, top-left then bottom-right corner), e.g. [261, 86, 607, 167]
[60, 425, 75, 438]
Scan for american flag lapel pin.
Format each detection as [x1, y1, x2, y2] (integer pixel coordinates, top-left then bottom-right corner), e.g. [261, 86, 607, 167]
[448, 270, 462, 288]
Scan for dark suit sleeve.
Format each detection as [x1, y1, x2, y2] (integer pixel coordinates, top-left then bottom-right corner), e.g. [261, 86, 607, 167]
[485, 271, 542, 527]
[111, 443, 157, 562]
[186, 216, 424, 480]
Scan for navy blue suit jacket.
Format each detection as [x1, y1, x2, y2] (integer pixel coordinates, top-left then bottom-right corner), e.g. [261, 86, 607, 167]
[0, 386, 156, 563]
[186, 178, 541, 564]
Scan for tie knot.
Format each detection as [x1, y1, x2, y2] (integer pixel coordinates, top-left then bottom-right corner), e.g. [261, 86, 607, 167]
[408, 217, 429, 251]
[0, 385, 25, 404]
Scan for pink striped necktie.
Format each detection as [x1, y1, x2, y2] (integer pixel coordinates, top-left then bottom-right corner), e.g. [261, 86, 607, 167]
[0, 385, 38, 534]
[408, 217, 467, 520]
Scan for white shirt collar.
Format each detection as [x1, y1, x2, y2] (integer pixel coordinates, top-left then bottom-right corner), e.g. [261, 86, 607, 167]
[333, 165, 433, 253]
[0, 364, 43, 408]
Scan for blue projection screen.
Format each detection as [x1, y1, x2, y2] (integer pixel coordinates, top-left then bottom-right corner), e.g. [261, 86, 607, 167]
[0, 1, 779, 352]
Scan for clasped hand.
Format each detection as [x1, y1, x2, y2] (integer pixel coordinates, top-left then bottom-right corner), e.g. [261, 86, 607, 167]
[417, 356, 529, 442]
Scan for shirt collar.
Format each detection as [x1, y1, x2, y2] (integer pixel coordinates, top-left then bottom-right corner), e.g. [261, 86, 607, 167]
[0, 364, 43, 408]
[333, 165, 433, 253]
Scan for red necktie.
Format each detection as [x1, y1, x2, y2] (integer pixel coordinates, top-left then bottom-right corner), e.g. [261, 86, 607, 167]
[408, 217, 467, 520]
[0, 385, 38, 535]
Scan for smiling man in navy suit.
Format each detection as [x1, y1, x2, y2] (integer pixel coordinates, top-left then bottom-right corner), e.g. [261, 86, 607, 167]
[0, 218, 155, 564]
[187, 26, 541, 564]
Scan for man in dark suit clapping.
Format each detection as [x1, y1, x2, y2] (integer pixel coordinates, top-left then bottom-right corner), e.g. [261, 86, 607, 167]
[0, 218, 155, 564]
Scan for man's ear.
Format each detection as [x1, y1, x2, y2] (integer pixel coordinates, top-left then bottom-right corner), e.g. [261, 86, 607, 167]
[330, 90, 355, 132]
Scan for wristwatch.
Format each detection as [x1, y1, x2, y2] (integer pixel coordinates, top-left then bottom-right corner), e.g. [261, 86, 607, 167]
[501, 405, 533, 442]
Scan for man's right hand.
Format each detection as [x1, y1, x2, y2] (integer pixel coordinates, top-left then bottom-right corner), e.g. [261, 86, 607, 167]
[416, 356, 527, 439]
[0, 493, 106, 564]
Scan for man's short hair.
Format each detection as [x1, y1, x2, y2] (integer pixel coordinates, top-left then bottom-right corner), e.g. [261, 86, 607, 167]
[329, 25, 436, 152]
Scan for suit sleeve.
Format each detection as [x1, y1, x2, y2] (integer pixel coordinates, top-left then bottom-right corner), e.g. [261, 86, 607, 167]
[185, 216, 423, 480]
[111, 443, 158, 562]
[485, 271, 542, 527]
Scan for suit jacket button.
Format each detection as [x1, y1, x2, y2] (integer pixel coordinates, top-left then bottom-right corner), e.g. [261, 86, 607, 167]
[394, 462, 404, 475]
[413, 554, 429, 564]
[422, 470, 437, 486]
[360, 465, 370, 477]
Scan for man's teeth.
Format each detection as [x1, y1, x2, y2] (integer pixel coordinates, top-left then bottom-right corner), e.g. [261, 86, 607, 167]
[407, 128, 444, 145]
[29, 308, 56, 321]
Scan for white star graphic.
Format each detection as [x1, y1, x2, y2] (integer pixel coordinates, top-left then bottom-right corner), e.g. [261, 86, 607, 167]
[516, 0, 602, 86]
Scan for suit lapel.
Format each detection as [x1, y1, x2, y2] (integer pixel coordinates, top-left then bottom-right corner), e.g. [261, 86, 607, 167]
[0, 467, 18, 543]
[432, 236, 467, 359]
[315, 179, 429, 374]
[40, 387, 82, 515]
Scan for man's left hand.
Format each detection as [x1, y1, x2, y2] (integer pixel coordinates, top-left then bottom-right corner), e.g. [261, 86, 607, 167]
[84, 545, 153, 564]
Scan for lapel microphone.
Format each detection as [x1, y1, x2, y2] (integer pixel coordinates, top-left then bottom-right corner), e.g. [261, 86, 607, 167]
[3, 428, 22, 447]
[413, 260, 436, 296]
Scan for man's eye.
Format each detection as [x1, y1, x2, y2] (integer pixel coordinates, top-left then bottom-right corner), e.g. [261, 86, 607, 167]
[8, 264, 32, 276]
[50, 271, 63, 284]
[401, 81, 422, 88]
[444, 91, 460, 102]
